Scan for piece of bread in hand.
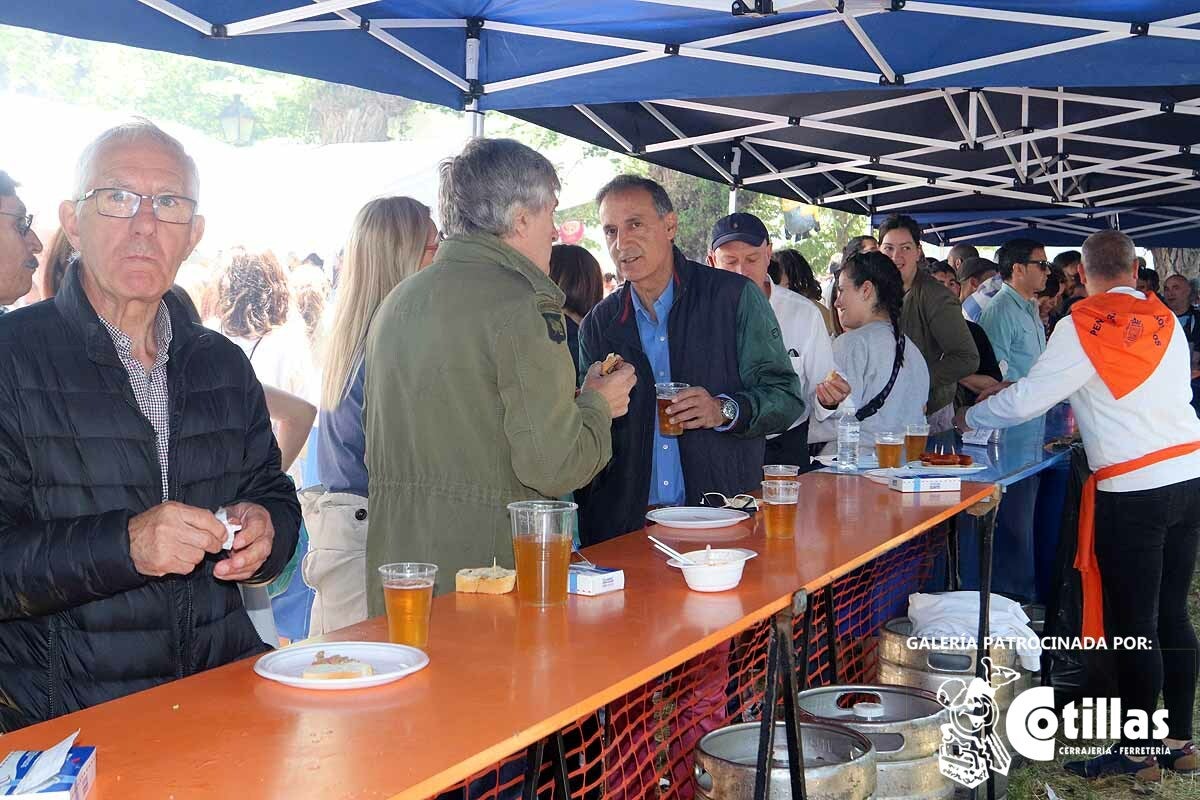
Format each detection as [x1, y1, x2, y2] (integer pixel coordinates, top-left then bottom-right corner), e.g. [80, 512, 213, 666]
[302, 650, 375, 680]
[600, 352, 624, 375]
[825, 370, 842, 384]
[456, 564, 517, 594]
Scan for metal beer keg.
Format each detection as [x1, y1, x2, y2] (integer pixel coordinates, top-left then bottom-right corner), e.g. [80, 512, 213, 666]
[795, 684, 953, 800]
[693, 721, 876, 800]
[877, 617, 1032, 709]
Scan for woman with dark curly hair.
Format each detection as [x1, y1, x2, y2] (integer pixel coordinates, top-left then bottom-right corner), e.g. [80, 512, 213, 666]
[771, 249, 833, 335]
[210, 250, 316, 452]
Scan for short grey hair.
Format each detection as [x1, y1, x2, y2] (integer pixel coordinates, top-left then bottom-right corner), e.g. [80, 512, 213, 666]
[595, 174, 674, 216]
[1081, 229, 1137, 281]
[438, 138, 559, 238]
[74, 119, 200, 200]
[0, 171, 16, 197]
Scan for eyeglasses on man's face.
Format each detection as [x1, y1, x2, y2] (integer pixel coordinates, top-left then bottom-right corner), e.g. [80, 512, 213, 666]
[78, 187, 198, 224]
[1025, 260, 1052, 271]
[0, 211, 34, 237]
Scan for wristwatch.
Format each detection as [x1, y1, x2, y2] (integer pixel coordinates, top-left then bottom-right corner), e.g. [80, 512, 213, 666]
[720, 397, 738, 425]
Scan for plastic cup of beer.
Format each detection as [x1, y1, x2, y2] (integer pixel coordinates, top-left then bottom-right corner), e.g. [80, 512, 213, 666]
[508, 500, 576, 607]
[378, 562, 437, 649]
[655, 382, 689, 437]
[905, 423, 930, 464]
[875, 432, 904, 469]
[764, 464, 800, 481]
[760, 480, 800, 539]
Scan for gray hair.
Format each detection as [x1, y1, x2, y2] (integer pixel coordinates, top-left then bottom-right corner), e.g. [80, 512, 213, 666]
[74, 119, 200, 200]
[438, 138, 559, 238]
[595, 174, 674, 216]
[0, 171, 16, 197]
[1081, 229, 1137, 281]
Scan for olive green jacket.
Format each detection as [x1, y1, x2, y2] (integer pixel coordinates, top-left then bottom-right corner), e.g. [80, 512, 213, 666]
[363, 235, 613, 604]
[901, 269, 980, 413]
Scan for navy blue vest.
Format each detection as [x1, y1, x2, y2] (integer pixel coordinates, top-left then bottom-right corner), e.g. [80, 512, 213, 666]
[576, 250, 764, 544]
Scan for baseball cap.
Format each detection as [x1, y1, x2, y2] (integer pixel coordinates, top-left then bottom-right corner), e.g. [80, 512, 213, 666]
[710, 213, 769, 251]
[959, 256, 998, 282]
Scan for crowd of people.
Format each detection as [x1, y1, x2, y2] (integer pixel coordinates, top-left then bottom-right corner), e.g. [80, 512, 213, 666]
[1, 120, 1199, 784]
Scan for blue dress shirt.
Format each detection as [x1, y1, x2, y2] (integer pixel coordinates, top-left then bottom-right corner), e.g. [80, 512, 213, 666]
[633, 281, 685, 506]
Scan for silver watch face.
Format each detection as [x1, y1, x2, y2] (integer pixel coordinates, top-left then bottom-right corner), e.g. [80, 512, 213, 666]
[722, 399, 737, 420]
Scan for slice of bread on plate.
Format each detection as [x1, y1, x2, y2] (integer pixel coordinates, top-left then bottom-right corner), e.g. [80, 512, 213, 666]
[302, 650, 375, 680]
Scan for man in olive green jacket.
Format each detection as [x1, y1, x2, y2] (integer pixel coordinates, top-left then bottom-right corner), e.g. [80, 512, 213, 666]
[364, 139, 636, 603]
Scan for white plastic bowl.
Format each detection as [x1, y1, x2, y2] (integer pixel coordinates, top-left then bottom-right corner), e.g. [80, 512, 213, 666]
[666, 548, 757, 592]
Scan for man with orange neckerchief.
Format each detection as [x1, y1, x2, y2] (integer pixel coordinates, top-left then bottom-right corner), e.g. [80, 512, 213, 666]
[955, 230, 1200, 783]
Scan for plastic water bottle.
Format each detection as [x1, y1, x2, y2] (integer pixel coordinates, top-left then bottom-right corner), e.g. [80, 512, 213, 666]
[836, 404, 860, 472]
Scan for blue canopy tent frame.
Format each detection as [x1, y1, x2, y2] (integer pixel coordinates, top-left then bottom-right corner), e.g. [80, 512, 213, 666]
[6, 1, 1199, 241]
[4, 3, 1200, 798]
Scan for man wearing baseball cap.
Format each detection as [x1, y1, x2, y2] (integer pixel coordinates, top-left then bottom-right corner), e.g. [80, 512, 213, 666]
[708, 212, 833, 469]
[960, 256, 1003, 321]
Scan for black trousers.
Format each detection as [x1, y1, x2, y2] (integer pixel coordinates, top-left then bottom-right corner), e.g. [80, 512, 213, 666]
[1093, 475, 1200, 748]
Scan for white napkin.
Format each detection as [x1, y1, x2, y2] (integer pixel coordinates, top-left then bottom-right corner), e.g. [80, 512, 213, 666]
[11, 730, 78, 793]
[215, 507, 242, 551]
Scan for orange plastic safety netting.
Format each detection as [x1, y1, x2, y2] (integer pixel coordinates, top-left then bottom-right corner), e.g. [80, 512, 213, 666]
[437, 528, 943, 800]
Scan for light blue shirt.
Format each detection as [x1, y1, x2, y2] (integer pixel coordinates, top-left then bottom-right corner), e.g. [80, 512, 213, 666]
[962, 274, 1003, 323]
[977, 282, 1046, 381]
[633, 281, 685, 506]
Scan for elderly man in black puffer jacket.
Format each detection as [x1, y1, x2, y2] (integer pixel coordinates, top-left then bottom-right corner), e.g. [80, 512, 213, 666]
[0, 122, 299, 732]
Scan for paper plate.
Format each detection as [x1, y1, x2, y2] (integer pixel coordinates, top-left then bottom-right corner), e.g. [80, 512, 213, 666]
[254, 641, 429, 691]
[902, 461, 989, 476]
[646, 507, 749, 530]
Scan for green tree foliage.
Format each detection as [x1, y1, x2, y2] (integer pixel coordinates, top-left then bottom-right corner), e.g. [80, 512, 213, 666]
[0, 26, 318, 142]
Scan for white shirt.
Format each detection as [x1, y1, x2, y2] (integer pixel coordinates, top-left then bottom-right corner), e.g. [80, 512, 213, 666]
[966, 287, 1200, 492]
[768, 282, 835, 429]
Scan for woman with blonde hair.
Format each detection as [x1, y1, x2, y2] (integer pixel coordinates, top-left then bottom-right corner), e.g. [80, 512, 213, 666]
[303, 196, 438, 636]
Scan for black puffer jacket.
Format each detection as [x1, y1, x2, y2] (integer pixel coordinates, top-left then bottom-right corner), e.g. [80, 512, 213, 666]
[0, 268, 300, 732]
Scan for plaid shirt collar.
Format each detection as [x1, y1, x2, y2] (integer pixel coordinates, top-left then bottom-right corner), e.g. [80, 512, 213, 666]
[98, 301, 174, 371]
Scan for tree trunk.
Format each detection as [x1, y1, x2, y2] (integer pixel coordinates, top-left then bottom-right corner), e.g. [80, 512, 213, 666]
[1150, 248, 1200, 279]
[310, 84, 413, 144]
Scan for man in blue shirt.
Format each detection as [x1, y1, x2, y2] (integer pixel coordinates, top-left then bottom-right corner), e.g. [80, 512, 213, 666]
[576, 175, 803, 542]
[977, 238, 1049, 381]
[0, 171, 42, 310]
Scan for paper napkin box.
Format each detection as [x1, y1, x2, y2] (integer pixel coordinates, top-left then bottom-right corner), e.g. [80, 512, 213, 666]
[889, 476, 961, 493]
[568, 563, 625, 596]
[0, 745, 96, 799]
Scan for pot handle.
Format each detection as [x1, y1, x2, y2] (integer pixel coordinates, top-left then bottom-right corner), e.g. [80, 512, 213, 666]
[926, 652, 973, 672]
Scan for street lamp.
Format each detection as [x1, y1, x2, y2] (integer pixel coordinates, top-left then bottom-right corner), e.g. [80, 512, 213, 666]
[219, 94, 256, 146]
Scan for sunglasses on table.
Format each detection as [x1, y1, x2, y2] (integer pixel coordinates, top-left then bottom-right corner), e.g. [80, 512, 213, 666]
[700, 493, 759, 511]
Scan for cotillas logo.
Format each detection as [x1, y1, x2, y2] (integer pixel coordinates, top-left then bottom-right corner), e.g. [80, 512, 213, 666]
[935, 661, 1172, 788]
[934, 657, 1022, 788]
[1007, 686, 1169, 761]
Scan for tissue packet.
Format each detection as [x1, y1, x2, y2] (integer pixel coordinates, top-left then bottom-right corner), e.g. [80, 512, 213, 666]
[215, 507, 242, 551]
[0, 746, 95, 799]
[568, 563, 624, 596]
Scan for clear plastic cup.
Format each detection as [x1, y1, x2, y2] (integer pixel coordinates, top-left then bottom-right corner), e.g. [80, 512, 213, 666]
[764, 464, 800, 480]
[905, 423, 930, 464]
[655, 382, 690, 437]
[508, 500, 576, 607]
[761, 479, 800, 539]
[378, 562, 437, 648]
[874, 432, 904, 469]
